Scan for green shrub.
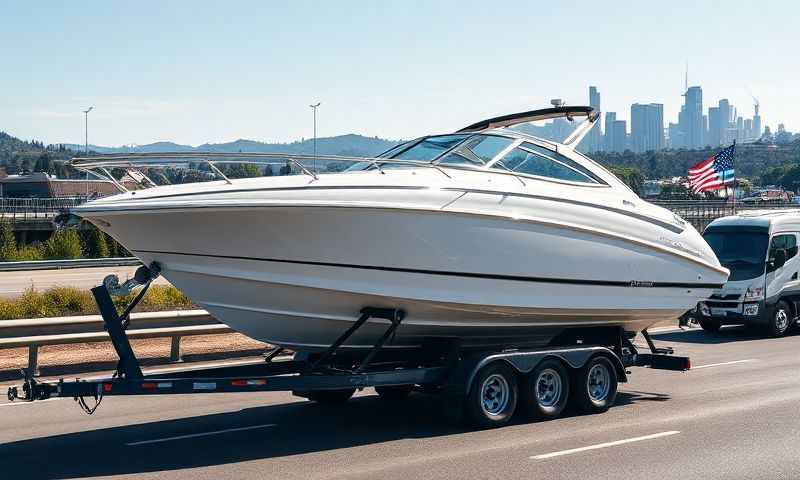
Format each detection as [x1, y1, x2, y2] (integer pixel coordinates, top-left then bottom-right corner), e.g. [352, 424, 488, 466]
[0, 219, 17, 261]
[83, 226, 110, 258]
[0, 285, 195, 320]
[14, 245, 43, 261]
[41, 229, 82, 260]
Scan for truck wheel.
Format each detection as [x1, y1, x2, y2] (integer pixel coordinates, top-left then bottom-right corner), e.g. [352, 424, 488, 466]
[305, 388, 356, 404]
[375, 385, 414, 400]
[520, 359, 570, 421]
[465, 362, 518, 428]
[699, 318, 722, 333]
[572, 355, 618, 414]
[768, 301, 792, 337]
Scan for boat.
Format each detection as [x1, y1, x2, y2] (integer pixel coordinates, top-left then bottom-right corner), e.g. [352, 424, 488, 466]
[69, 106, 729, 353]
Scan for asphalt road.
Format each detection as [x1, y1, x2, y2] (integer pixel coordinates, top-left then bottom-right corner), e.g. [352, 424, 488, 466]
[0, 266, 169, 297]
[1, 326, 799, 479]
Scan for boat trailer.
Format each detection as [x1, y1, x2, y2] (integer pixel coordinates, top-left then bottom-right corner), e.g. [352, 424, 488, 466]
[7, 263, 690, 426]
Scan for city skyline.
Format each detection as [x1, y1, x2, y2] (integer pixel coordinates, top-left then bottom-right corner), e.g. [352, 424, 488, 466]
[588, 82, 792, 154]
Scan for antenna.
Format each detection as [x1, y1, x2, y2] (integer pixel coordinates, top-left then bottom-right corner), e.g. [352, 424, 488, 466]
[684, 60, 688, 92]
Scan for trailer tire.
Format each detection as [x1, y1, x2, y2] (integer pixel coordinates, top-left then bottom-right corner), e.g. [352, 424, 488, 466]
[699, 318, 722, 333]
[464, 362, 518, 428]
[768, 301, 792, 337]
[520, 359, 569, 421]
[306, 388, 356, 404]
[375, 385, 414, 400]
[572, 355, 617, 414]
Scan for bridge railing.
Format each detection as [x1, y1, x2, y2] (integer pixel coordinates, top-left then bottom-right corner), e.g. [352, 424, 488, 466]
[652, 200, 800, 231]
[0, 197, 88, 222]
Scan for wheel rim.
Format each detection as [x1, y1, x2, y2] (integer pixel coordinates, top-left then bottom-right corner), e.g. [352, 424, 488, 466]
[535, 368, 563, 407]
[587, 363, 611, 403]
[481, 373, 510, 416]
[775, 309, 789, 331]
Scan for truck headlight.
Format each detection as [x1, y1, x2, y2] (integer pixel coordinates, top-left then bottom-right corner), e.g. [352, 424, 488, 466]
[744, 287, 764, 300]
[698, 302, 710, 316]
[743, 303, 759, 316]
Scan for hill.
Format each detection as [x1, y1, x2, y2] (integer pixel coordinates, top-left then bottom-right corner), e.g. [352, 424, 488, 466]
[62, 134, 401, 157]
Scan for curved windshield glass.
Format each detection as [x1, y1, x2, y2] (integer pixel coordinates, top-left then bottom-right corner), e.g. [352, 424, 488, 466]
[492, 142, 601, 184]
[436, 135, 514, 167]
[392, 135, 469, 161]
[703, 231, 769, 281]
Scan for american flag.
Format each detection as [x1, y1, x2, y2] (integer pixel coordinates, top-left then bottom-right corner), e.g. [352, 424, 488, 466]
[688, 143, 736, 193]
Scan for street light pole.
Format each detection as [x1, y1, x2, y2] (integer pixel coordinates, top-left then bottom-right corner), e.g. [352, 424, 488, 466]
[83, 106, 94, 197]
[309, 102, 321, 173]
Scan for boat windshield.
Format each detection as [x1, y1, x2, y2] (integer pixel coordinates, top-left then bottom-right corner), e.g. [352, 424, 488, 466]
[343, 134, 470, 172]
[703, 231, 769, 281]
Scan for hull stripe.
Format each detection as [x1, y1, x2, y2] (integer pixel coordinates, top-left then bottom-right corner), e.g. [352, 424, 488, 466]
[134, 249, 725, 289]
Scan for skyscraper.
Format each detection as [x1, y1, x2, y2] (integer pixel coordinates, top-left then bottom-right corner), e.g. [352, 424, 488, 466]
[586, 86, 603, 152]
[753, 103, 762, 140]
[630, 103, 664, 152]
[678, 86, 704, 149]
[718, 99, 732, 145]
[604, 111, 617, 151]
[708, 106, 721, 146]
[611, 120, 627, 153]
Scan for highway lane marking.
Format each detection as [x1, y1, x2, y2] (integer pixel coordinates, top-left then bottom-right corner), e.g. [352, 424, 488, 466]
[692, 359, 756, 370]
[529, 431, 680, 460]
[0, 398, 62, 407]
[126, 423, 277, 446]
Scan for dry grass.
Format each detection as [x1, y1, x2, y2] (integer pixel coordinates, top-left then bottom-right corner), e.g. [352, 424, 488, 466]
[0, 285, 195, 320]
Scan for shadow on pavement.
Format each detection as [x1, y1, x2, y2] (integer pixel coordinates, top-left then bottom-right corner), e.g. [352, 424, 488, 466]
[0, 388, 665, 478]
[651, 326, 779, 344]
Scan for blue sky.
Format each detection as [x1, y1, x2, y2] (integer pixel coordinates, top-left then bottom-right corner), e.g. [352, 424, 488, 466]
[1, 1, 797, 146]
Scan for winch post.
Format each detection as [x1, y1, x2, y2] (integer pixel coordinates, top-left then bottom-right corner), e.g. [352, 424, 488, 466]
[91, 284, 143, 379]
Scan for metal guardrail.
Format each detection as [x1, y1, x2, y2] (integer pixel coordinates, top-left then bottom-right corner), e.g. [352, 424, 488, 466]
[0, 309, 234, 375]
[0, 257, 141, 271]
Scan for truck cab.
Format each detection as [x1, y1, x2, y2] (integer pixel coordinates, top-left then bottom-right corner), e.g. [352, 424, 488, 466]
[698, 210, 800, 336]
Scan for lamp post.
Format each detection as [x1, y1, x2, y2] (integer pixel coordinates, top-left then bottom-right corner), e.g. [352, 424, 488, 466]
[309, 102, 320, 173]
[83, 107, 93, 197]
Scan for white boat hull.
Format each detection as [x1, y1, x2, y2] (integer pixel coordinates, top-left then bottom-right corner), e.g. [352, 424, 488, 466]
[79, 179, 728, 351]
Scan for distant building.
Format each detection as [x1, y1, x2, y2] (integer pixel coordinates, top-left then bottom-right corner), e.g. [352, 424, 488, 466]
[678, 86, 704, 149]
[753, 103, 762, 139]
[0, 172, 134, 198]
[610, 120, 627, 153]
[708, 106, 721, 147]
[604, 112, 617, 151]
[586, 86, 603, 152]
[630, 103, 664, 152]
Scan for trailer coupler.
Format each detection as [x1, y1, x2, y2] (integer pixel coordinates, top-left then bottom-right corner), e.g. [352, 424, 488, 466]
[7, 377, 55, 402]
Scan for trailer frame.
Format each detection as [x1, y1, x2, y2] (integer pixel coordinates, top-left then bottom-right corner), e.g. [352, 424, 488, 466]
[7, 265, 690, 426]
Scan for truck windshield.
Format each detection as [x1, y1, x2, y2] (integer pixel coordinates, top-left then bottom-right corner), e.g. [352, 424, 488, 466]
[703, 231, 769, 281]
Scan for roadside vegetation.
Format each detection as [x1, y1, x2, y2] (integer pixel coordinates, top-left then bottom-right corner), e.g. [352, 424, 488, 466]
[0, 219, 127, 262]
[0, 285, 195, 320]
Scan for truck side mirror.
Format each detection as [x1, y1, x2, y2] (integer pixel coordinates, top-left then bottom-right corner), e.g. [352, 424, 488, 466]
[770, 249, 787, 271]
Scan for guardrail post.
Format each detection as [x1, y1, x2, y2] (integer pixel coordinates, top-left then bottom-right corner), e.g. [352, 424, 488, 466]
[170, 336, 183, 363]
[28, 344, 40, 377]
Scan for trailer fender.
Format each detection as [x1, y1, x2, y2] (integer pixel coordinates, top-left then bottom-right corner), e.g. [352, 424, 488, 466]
[449, 347, 626, 397]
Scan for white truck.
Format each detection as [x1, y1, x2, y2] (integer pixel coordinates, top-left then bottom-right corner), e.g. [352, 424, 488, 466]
[698, 210, 800, 336]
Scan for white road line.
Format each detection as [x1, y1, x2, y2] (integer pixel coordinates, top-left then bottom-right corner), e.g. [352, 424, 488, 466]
[691, 359, 756, 370]
[530, 431, 680, 460]
[0, 398, 62, 407]
[126, 423, 277, 446]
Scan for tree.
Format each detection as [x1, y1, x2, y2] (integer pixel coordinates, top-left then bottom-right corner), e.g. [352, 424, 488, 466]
[83, 226, 110, 258]
[609, 167, 644, 195]
[0, 219, 17, 261]
[41, 229, 82, 260]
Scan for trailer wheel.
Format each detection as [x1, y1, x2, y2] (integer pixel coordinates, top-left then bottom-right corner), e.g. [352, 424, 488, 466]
[520, 359, 570, 421]
[465, 362, 518, 428]
[768, 301, 792, 337]
[375, 385, 414, 400]
[699, 318, 721, 333]
[572, 355, 617, 414]
[305, 388, 356, 404]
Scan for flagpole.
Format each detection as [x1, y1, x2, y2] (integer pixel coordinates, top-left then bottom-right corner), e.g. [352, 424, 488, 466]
[731, 140, 737, 216]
